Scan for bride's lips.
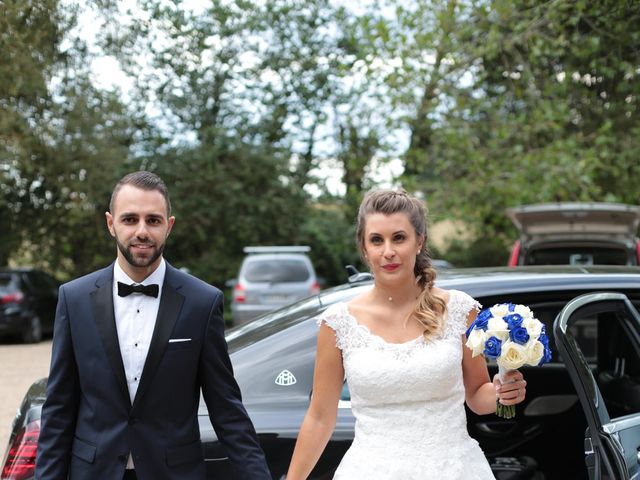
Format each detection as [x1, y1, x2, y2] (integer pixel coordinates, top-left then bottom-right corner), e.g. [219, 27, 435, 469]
[382, 264, 400, 271]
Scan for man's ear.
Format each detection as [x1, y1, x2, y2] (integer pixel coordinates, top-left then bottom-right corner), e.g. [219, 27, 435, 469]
[105, 212, 116, 237]
[166, 216, 175, 237]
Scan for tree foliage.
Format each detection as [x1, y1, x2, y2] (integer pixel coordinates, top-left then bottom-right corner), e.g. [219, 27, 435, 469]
[2, 0, 639, 285]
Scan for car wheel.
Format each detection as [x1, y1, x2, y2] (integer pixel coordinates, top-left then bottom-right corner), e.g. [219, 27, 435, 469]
[22, 316, 43, 343]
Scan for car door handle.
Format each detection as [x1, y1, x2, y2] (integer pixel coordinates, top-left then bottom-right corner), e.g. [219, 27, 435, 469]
[476, 421, 518, 436]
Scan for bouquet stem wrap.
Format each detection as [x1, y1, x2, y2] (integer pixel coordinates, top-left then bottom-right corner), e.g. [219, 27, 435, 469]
[496, 365, 516, 419]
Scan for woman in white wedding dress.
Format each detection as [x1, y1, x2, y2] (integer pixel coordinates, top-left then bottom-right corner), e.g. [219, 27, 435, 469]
[286, 189, 527, 480]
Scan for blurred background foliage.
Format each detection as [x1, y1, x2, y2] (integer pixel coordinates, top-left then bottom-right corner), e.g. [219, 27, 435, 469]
[1, 0, 639, 288]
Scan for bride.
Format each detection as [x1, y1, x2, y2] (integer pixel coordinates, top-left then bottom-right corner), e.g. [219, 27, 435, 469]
[286, 189, 527, 479]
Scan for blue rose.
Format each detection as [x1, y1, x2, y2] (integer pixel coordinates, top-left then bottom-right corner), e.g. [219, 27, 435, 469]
[506, 303, 516, 312]
[509, 326, 530, 345]
[475, 308, 493, 330]
[539, 334, 550, 347]
[483, 336, 502, 359]
[504, 313, 523, 329]
[538, 335, 553, 365]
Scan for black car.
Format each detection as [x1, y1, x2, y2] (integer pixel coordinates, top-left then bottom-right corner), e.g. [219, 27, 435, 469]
[0, 268, 59, 343]
[3, 266, 640, 479]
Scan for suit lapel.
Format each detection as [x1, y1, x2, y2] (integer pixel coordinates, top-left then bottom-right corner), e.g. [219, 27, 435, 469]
[90, 265, 130, 405]
[131, 265, 184, 412]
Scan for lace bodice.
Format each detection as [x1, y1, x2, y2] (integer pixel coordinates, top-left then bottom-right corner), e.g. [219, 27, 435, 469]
[318, 289, 495, 479]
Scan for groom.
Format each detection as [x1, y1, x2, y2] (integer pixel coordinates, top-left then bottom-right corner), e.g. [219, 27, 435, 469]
[35, 171, 271, 479]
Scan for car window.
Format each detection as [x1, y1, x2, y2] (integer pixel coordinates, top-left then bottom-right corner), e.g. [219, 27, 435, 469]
[226, 297, 322, 352]
[560, 299, 640, 419]
[26, 271, 57, 290]
[243, 258, 311, 283]
[0, 275, 17, 294]
[526, 247, 629, 266]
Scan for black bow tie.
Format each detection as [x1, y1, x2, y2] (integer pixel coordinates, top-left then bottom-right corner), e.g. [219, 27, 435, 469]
[117, 281, 159, 298]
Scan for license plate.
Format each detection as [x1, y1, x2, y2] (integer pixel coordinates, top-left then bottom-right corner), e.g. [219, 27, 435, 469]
[263, 294, 289, 303]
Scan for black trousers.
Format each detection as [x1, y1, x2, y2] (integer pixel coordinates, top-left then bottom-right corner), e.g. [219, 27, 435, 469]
[123, 470, 137, 480]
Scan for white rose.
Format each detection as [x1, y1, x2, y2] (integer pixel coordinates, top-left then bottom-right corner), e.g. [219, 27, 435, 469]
[497, 340, 528, 370]
[487, 317, 510, 341]
[514, 304, 534, 319]
[522, 317, 543, 339]
[466, 329, 488, 357]
[490, 304, 510, 319]
[525, 339, 545, 366]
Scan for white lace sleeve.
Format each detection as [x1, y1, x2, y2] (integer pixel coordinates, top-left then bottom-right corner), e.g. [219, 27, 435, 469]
[447, 290, 482, 337]
[316, 302, 350, 351]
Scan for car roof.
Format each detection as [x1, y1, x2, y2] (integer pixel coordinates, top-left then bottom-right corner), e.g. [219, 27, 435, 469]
[506, 202, 640, 242]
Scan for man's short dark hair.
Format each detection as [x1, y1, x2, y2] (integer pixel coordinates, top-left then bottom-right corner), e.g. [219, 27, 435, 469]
[110, 171, 172, 216]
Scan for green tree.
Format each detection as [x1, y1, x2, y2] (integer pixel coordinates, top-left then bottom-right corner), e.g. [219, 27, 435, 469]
[398, 0, 640, 257]
[1, 0, 145, 276]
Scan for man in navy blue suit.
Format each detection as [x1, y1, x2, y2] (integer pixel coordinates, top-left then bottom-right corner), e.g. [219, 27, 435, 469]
[36, 171, 271, 479]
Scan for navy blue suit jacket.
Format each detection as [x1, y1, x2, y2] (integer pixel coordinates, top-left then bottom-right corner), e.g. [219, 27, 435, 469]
[35, 262, 271, 479]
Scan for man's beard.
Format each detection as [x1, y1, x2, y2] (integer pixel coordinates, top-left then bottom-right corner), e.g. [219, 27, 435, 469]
[116, 237, 165, 268]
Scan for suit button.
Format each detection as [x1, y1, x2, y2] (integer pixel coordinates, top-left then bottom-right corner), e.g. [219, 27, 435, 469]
[129, 417, 137, 425]
[118, 454, 127, 462]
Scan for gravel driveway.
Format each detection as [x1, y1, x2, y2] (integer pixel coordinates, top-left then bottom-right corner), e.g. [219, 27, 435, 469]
[0, 339, 51, 457]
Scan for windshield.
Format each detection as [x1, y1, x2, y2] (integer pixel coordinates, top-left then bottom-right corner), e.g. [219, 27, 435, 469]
[243, 258, 311, 282]
[226, 296, 323, 352]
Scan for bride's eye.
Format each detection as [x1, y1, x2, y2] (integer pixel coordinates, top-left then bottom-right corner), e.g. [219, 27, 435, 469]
[393, 233, 406, 242]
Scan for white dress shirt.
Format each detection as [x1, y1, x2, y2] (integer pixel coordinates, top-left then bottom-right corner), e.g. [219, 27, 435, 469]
[112, 259, 165, 469]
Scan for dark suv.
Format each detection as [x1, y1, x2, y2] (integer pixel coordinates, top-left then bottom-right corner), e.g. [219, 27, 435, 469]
[0, 268, 59, 343]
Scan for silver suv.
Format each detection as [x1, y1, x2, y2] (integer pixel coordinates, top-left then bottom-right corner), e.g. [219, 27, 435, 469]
[229, 246, 320, 325]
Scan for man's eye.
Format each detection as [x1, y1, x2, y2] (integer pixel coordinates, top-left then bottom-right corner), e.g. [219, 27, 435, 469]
[122, 217, 136, 224]
[148, 218, 161, 225]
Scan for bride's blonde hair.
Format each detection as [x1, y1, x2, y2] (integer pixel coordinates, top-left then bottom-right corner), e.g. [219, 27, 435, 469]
[355, 189, 447, 340]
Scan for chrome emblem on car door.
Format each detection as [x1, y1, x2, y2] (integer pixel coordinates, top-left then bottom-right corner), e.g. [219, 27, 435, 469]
[275, 370, 297, 386]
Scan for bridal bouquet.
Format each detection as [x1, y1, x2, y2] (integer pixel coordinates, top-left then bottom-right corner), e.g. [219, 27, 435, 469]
[465, 303, 552, 419]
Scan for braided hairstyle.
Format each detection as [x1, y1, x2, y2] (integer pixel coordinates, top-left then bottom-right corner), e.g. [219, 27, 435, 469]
[355, 189, 447, 340]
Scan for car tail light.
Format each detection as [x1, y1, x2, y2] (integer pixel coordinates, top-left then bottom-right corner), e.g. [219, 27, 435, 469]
[233, 283, 246, 303]
[1, 419, 40, 480]
[507, 240, 520, 267]
[310, 282, 321, 295]
[0, 292, 24, 305]
[636, 239, 640, 265]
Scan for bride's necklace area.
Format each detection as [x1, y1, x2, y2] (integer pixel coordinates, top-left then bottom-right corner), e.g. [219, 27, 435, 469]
[373, 286, 420, 305]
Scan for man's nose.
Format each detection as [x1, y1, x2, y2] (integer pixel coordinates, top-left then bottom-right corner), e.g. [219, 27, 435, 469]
[135, 222, 149, 238]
